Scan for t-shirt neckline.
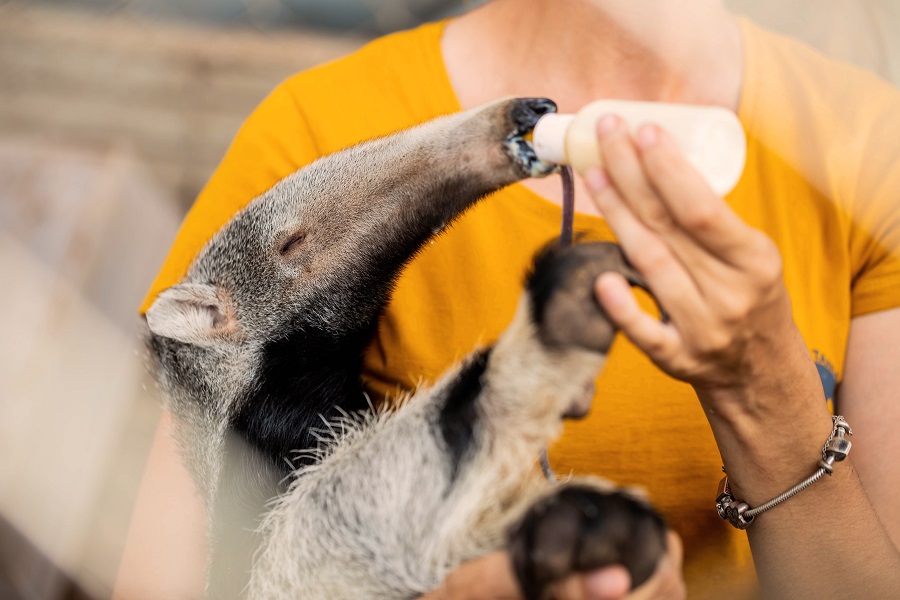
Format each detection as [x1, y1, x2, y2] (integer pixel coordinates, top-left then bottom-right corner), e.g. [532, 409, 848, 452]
[415, 17, 755, 223]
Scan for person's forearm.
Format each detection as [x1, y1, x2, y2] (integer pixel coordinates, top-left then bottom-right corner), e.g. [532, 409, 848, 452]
[580, 115, 900, 598]
[699, 346, 900, 599]
[747, 460, 900, 599]
[113, 412, 208, 600]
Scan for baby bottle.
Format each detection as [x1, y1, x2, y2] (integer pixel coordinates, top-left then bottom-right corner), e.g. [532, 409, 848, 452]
[532, 100, 746, 196]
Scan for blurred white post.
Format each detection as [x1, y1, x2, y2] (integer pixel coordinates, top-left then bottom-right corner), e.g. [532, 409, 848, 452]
[0, 139, 181, 597]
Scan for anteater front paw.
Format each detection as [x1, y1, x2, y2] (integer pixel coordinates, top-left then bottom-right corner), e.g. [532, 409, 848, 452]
[526, 241, 651, 355]
[509, 484, 667, 600]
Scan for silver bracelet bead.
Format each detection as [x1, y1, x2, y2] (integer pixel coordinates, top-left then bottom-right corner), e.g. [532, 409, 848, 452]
[715, 415, 852, 530]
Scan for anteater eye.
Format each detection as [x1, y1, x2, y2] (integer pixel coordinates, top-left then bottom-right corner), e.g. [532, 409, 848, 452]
[280, 230, 307, 256]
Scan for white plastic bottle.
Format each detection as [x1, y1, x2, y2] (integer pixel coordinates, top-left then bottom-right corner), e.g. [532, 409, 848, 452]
[532, 100, 747, 196]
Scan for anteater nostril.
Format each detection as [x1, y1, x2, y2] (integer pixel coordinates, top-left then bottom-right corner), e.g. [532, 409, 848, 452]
[528, 98, 558, 116]
[512, 98, 558, 134]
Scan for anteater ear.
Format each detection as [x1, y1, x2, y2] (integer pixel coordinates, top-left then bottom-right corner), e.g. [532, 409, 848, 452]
[145, 283, 234, 345]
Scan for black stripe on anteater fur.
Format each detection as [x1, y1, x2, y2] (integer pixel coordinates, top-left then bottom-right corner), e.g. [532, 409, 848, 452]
[232, 322, 375, 473]
[437, 347, 492, 481]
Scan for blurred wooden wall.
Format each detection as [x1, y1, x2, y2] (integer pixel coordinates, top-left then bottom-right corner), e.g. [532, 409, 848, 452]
[0, 2, 364, 210]
[0, 5, 364, 597]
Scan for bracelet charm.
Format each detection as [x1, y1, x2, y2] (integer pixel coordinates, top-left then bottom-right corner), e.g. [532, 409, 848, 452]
[715, 415, 852, 530]
[716, 474, 754, 529]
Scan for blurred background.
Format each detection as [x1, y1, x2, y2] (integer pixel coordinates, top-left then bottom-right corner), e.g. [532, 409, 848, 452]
[1, 0, 898, 598]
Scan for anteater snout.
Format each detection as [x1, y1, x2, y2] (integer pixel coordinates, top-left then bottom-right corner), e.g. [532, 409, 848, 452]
[504, 98, 558, 178]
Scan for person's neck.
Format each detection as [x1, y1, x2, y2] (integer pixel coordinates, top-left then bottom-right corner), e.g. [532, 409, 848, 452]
[442, 0, 743, 113]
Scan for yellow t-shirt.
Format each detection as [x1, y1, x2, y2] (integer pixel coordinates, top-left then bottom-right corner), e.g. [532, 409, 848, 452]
[142, 17, 900, 597]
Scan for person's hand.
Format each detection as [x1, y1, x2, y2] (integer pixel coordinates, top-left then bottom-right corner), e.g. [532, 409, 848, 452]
[583, 114, 837, 500]
[421, 531, 685, 600]
[584, 115, 808, 398]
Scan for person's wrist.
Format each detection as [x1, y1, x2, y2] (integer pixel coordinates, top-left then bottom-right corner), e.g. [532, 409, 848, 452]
[696, 368, 835, 504]
[712, 419, 834, 505]
[716, 416, 854, 529]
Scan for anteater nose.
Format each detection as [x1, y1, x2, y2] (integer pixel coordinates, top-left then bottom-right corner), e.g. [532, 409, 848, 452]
[512, 98, 558, 134]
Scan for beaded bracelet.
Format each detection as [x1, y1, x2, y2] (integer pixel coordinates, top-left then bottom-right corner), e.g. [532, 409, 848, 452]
[715, 415, 853, 530]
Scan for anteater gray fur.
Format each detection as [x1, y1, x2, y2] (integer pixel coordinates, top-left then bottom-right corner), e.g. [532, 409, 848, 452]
[143, 98, 666, 600]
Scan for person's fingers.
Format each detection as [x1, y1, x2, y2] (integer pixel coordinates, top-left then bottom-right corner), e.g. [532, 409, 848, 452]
[595, 272, 681, 366]
[625, 531, 686, 600]
[667, 531, 684, 569]
[635, 124, 757, 267]
[595, 116, 674, 234]
[549, 574, 588, 600]
[584, 167, 702, 315]
[561, 532, 686, 600]
[583, 565, 632, 599]
[426, 552, 522, 600]
[595, 120, 737, 287]
[551, 565, 635, 600]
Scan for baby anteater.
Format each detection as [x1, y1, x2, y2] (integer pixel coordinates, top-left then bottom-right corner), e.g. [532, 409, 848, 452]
[144, 97, 667, 600]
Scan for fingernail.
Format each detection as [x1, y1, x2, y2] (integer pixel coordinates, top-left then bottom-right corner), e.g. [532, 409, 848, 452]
[584, 168, 609, 193]
[584, 568, 631, 600]
[636, 124, 659, 149]
[596, 114, 620, 137]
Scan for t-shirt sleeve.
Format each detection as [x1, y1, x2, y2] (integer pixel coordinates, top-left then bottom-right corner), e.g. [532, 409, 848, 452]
[139, 79, 321, 313]
[848, 86, 900, 318]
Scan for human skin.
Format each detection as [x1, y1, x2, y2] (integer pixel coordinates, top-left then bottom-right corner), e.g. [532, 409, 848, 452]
[437, 0, 900, 598]
[116, 1, 900, 598]
[422, 532, 685, 600]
